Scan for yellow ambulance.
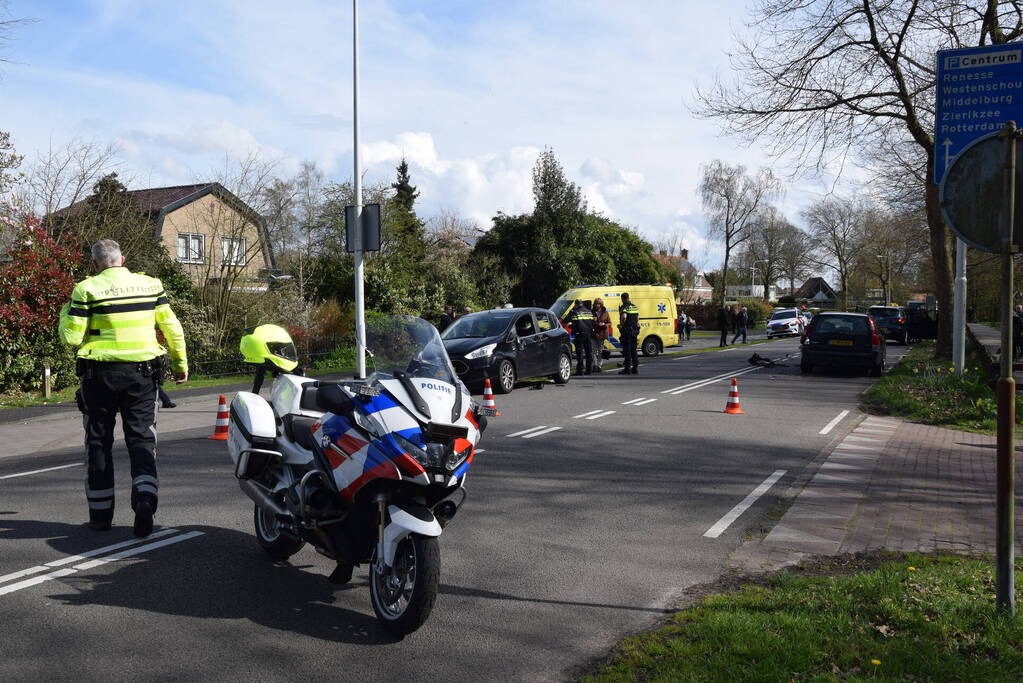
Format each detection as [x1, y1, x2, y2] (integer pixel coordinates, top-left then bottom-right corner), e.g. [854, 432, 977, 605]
[551, 284, 680, 356]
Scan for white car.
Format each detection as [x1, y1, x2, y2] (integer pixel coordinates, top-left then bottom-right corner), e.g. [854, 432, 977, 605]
[766, 308, 809, 339]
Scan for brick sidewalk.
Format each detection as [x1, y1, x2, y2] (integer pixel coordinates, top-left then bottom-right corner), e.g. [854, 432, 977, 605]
[731, 415, 1023, 573]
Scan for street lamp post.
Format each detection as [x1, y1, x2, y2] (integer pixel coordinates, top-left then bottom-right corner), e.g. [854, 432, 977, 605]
[352, 0, 366, 379]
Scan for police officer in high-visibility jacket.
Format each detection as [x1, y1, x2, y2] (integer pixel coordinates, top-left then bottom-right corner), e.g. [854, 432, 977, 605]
[618, 293, 640, 375]
[565, 299, 595, 375]
[58, 239, 188, 537]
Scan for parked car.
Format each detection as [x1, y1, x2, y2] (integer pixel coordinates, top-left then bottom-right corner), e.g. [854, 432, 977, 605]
[867, 305, 908, 344]
[441, 307, 573, 394]
[766, 308, 809, 339]
[800, 312, 886, 376]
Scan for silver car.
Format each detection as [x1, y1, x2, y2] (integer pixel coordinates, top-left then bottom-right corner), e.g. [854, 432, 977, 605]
[766, 308, 809, 339]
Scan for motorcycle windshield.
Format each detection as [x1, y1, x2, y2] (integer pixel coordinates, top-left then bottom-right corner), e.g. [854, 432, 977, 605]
[366, 315, 458, 386]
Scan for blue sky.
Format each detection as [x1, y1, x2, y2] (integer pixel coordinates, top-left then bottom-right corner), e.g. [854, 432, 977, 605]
[2, 0, 839, 268]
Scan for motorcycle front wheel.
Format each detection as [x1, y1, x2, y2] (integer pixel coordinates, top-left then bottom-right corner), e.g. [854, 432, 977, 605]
[369, 534, 440, 637]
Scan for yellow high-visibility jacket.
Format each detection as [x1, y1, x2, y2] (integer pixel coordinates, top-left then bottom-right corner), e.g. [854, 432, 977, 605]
[58, 267, 188, 373]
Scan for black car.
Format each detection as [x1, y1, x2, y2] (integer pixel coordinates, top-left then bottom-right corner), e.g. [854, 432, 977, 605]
[801, 312, 886, 376]
[441, 307, 573, 394]
[867, 306, 908, 344]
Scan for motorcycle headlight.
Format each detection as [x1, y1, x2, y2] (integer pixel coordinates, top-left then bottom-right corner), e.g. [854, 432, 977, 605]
[465, 343, 497, 360]
[446, 443, 473, 471]
[393, 433, 430, 468]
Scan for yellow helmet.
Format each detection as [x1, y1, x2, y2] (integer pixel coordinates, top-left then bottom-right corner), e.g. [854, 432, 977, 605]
[240, 324, 298, 372]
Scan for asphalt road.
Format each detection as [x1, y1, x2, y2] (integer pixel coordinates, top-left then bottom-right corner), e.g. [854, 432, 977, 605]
[0, 338, 911, 681]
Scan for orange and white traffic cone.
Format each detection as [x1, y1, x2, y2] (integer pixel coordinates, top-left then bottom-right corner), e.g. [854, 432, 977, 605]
[482, 377, 501, 416]
[208, 394, 230, 440]
[723, 378, 744, 415]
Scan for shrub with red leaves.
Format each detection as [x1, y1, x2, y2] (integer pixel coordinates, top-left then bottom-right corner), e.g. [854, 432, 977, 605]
[0, 218, 83, 391]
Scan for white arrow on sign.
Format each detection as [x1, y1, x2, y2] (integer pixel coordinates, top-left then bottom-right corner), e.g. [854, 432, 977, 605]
[943, 138, 953, 171]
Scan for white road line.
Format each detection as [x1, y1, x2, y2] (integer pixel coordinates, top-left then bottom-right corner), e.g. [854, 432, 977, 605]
[521, 426, 561, 439]
[0, 528, 181, 585]
[0, 463, 83, 481]
[475, 449, 486, 454]
[73, 531, 205, 570]
[621, 398, 645, 405]
[703, 469, 787, 539]
[669, 365, 762, 395]
[574, 410, 605, 418]
[506, 426, 551, 438]
[634, 398, 658, 406]
[661, 366, 760, 395]
[585, 410, 616, 420]
[818, 410, 850, 435]
[0, 530, 202, 597]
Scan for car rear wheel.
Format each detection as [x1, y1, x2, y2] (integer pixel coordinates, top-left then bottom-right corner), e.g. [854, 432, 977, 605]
[641, 336, 661, 357]
[495, 359, 516, 394]
[551, 353, 571, 384]
[800, 359, 812, 374]
[868, 358, 885, 377]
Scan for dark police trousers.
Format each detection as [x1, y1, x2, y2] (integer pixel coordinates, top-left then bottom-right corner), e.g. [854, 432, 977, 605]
[621, 332, 639, 371]
[80, 367, 160, 525]
[575, 334, 593, 373]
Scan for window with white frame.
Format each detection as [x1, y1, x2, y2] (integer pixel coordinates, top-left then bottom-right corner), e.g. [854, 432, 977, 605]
[221, 237, 246, 266]
[177, 233, 204, 263]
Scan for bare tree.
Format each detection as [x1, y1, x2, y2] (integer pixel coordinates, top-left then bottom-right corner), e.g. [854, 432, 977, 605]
[694, 0, 1023, 355]
[859, 204, 930, 303]
[742, 205, 795, 300]
[803, 196, 868, 309]
[777, 222, 813, 297]
[699, 160, 780, 304]
[25, 138, 120, 232]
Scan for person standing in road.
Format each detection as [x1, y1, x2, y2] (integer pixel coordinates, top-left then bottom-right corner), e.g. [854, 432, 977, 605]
[566, 299, 595, 375]
[591, 297, 611, 372]
[717, 306, 730, 347]
[677, 311, 688, 344]
[439, 305, 455, 332]
[58, 239, 188, 537]
[685, 314, 694, 341]
[618, 293, 640, 374]
[731, 306, 749, 344]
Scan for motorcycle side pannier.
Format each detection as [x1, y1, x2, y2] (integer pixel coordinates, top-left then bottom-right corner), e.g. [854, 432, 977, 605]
[228, 391, 282, 480]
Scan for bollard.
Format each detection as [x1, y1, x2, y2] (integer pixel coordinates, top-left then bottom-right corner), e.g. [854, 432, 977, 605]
[43, 363, 51, 400]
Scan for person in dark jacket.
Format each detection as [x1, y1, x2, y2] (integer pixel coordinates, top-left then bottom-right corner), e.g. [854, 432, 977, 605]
[1013, 304, 1023, 360]
[438, 305, 455, 332]
[717, 306, 731, 347]
[731, 306, 749, 344]
[566, 299, 595, 375]
[618, 294, 640, 374]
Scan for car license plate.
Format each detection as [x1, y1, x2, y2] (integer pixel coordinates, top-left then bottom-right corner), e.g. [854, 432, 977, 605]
[830, 339, 854, 346]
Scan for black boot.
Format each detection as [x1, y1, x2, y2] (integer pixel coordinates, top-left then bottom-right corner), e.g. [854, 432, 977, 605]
[133, 499, 154, 538]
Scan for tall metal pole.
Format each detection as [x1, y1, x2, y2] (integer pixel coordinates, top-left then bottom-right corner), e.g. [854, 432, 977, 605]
[953, 238, 967, 374]
[996, 121, 1017, 614]
[352, 0, 366, 379]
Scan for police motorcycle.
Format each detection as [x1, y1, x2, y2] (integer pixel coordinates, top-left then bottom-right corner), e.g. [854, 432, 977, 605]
[226, 317, 492, 636]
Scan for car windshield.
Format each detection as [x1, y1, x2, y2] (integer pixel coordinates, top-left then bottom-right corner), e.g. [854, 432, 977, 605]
[441, 312, 513, 339]
[869, 308, 901, 319]
[550, 299, 572, 319]
[366, 315, 457, 385]
[770, 310, 795, 321]
[814, 316, 869, 335]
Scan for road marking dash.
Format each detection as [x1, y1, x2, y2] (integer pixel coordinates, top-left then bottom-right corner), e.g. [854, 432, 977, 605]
[521, 426, 561, 439]
[506, 426, 551, 438]
[704, 470, 787, 539]
[633, 398, 658, 406]
[0, 463, 83, 481]
[573, 410, 605, 418]
[818, 410, 850, 435]
[585, 410, 616, 420]
[621, 398, 645, 405]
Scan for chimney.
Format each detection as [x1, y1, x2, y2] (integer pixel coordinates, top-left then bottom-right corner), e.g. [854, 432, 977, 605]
[680, 248, 688, 260]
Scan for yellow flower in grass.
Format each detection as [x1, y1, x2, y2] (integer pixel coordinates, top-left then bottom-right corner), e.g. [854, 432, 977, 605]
[907, 566, 917, 572]
[871, 659, 882, 666]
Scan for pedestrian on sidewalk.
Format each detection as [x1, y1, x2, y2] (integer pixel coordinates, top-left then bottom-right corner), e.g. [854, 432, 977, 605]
[438, 305, 455, 332]
[731, 306, 749, 344]
[684, 314, 694, 341]
[591, 297, 611, 372]
[58, 239, 188, 537]
[717, 305, 731, 347]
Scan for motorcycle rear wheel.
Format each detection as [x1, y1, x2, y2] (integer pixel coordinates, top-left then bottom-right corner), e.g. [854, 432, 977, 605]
[253, 503, 304, 560]
[370, 534, 440, 637]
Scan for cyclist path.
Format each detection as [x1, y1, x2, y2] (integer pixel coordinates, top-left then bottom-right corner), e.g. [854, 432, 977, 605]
[730, 414, 1023, 572]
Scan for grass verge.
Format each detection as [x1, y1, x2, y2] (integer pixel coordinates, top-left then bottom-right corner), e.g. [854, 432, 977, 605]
[583, 554, 1023, 682]
[0, 364, 355, 410]
[862, 341, 1018, 433]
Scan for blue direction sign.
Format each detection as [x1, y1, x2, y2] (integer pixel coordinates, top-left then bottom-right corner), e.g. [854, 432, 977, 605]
[935, 44, 1023, 184]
